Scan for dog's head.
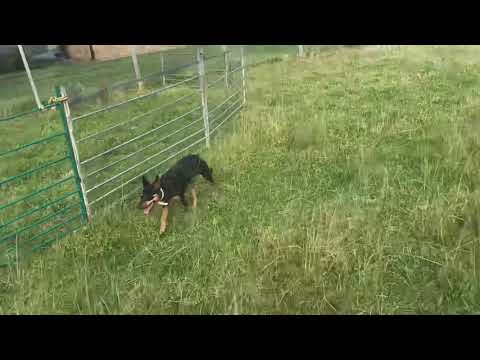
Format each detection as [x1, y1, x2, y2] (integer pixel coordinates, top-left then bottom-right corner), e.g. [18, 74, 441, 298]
[138, 175, 161, 215]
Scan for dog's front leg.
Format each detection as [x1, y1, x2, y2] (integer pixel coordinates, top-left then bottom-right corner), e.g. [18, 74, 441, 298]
[191, 186, 197, 209]
[160, 206, 169, 234]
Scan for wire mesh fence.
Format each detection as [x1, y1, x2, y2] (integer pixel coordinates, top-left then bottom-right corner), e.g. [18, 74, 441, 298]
[69, 47, 246, 214]
[0, 45, 256, 267]
[1, 45, 372, 267]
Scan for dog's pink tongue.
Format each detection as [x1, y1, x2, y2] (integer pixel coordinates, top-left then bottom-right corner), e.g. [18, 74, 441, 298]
[143, 202, 155, 215]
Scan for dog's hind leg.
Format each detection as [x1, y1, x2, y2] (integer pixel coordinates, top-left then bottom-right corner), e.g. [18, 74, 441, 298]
[191, 186, 197, 209]
[160, 206, 169, 234]
[180, 193, 188, 208]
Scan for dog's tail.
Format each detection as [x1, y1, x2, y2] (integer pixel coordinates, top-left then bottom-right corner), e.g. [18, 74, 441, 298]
[196, 155, 214, 183]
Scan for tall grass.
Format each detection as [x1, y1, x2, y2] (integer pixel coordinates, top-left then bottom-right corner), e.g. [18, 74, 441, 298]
[0, 49, 245, 264]
[1, 45, 479, 314]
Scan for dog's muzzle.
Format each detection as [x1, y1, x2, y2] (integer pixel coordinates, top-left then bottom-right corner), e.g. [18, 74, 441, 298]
[141, 192, 168, 216]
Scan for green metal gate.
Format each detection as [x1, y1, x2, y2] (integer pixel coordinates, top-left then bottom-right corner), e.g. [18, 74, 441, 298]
[0, 88, 88, 267]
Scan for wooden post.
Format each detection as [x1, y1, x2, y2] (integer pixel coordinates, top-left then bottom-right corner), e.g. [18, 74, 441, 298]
[298, 45, 305, 57]
[197, 48, 210, 148]
[222, 45, 230, 89]
[160, 52, 166, 86]
[240, 46, 247, 105]
[17, 45, 43, 109]
[130, 45, 143, 91]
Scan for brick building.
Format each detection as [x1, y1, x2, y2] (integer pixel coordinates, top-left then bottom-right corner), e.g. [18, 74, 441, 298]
[63, 45, 185, 62]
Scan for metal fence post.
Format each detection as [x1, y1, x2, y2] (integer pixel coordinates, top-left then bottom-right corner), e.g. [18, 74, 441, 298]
[56, 86, 91, 220]
[240, 46, 247, 105]
[160, 52, 166, 86]
[17, 45, 43, 110]
[222, 45, 230, 89]
[130, 45, 144, 91]
[197, 48, 210, 148]
[298, 45, 305, 57]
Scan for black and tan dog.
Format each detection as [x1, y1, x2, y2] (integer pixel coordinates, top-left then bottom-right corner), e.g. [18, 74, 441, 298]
[138, 154, 214, 234]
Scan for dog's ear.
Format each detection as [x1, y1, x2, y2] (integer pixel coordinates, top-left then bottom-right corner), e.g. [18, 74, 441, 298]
[152, 175, 161, 190]
[142, 175, 150, 187]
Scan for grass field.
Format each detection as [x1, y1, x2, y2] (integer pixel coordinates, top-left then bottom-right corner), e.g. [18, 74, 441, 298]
[0, 45, 254, 263]
[1, 45, 480, 314]
[0, 45, 296, 117]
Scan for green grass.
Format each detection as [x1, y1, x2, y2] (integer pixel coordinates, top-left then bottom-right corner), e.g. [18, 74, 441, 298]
[0, 45, 295, 117]
[0, 46, 197, 114]
[0, 46, 294, 266]
[1, 45, 480, 314]
[0, 46, 298, 257]
[0, 51, 246, 264]
[0, 46, 298, 265]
